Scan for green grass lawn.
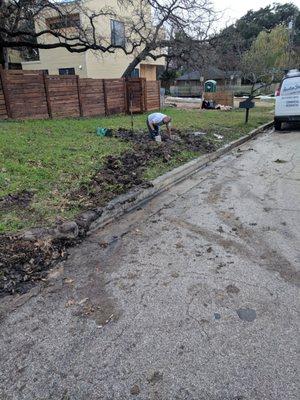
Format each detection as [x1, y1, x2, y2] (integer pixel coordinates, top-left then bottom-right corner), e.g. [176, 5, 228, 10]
[0, 107, 273, 233]
[166, 107, 273, 141]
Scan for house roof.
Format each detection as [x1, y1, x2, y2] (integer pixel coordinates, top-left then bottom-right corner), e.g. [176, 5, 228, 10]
[176, 67, 240, 81]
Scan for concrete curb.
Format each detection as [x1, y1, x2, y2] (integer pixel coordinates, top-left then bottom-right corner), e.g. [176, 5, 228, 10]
[89, 120, 273, 232]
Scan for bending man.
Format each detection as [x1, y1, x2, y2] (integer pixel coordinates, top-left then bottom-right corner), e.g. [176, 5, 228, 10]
[147, 112, 172, 140]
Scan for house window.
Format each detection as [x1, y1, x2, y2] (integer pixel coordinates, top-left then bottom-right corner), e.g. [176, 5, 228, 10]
[46, 14, 80, 30]
[111, 20, 125, 47]
[59, 68, 75, 75]
[41, 69, 49, 75]
[8, 63, 22, 70]
[130, 68, 139, 78]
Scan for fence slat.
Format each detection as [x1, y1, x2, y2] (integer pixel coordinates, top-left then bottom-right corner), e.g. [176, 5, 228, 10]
[145, 81, 160, 111]
[123, 78, 128, 114]
[76, 75, 83, 117]
[102, 79, 108, 116]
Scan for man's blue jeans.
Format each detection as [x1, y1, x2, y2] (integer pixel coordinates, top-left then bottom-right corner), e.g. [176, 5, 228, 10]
[147, 119, 159, 140]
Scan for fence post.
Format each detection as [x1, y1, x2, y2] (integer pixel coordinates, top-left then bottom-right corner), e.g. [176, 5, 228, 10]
[43, 72, 52, 119]
[102, 79, 108, 116]
[76, 75, 83, 117]
[0, 66, 12, 118]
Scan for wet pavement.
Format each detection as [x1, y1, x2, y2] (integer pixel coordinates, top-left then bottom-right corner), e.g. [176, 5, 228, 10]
[0, 129, 299, 400]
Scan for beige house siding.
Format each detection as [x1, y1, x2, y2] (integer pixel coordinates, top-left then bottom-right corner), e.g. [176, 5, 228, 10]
[22, 0, 165, 79]
[86, 51, 129, 79]
[23, 48, 87, 77]
[23, 50, 164, 79]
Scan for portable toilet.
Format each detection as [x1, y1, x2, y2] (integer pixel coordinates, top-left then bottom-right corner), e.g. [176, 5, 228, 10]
[204, 80, 217, 93]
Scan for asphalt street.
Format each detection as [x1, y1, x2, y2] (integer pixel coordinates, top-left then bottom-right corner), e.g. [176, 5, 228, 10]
[0, 129, 299, 400]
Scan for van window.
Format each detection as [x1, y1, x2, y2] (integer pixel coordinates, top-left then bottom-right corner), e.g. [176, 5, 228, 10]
[281, 77, 300, 96]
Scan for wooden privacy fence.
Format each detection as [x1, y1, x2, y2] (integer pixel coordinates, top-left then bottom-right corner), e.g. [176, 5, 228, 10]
[0, 69, 161, 120]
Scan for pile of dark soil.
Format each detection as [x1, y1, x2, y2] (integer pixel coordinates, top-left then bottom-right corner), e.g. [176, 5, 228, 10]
[0, 236, 72, 296]
[0, 128, 215, 297]
[0, 190, 33, 211]
[114, 128, 216, 153]
[71, 129, 215, 208]
[181, 132, 216, 152]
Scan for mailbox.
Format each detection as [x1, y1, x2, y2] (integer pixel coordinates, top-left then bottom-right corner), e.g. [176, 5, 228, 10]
[204, 80, 217, 93]
[239, 99, 255, 109]
[239, 97, 255, 123]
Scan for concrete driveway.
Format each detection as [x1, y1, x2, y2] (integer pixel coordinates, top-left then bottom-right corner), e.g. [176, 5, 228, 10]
[0, 129, 299, 400]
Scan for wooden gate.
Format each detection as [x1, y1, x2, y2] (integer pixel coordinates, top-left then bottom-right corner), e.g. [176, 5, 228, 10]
[125, 78, 146, 113]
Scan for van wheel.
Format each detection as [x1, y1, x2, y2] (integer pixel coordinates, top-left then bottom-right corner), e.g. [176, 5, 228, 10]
[274, 119, 282, 131]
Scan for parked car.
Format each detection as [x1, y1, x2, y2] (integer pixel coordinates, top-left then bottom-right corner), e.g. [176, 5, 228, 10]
[274, 69, 300, 130]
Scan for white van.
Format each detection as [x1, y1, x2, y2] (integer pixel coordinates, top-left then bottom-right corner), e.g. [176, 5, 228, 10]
[274, 69, 300, 130]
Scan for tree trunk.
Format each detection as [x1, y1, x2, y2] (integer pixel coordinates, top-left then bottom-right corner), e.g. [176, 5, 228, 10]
[122, 48, 149, 78]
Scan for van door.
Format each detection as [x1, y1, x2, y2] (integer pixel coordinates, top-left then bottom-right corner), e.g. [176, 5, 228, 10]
[276, 76, 300, 117]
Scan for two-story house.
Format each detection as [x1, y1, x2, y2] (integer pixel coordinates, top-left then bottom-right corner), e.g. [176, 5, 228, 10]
[21, 0, 164, 80]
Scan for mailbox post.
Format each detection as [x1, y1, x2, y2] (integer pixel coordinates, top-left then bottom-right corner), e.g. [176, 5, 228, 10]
[239, 98, 255, 123]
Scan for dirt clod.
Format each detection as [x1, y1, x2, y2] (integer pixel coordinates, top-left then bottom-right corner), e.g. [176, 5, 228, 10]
[226, 284, 240, 295]
[130, 385, 140, 395]
[147, 371, 164, 385]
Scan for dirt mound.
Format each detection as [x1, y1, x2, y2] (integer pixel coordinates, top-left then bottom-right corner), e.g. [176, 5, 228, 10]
[75, 150, 149, 207]
[0, 235, 71, 296]
[71, 130, 201, 208]
[182, 133, 216, 152]
[114, 128, 151, 144]
[0, 190, 33, 211]
[114, 128, 216, 154]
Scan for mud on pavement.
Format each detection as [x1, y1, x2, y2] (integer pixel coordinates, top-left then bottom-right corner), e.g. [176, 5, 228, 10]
[0, 129, 216, 297]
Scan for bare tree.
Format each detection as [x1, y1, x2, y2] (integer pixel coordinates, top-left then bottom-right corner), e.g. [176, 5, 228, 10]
[212, 28, 244, 74]
[122, 0, 215, 77]
[0, 0, 144, 67]
[0, 0, 215, 74]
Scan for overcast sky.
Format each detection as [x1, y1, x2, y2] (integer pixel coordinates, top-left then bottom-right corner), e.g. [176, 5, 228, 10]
[213, 0, 299, 28]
